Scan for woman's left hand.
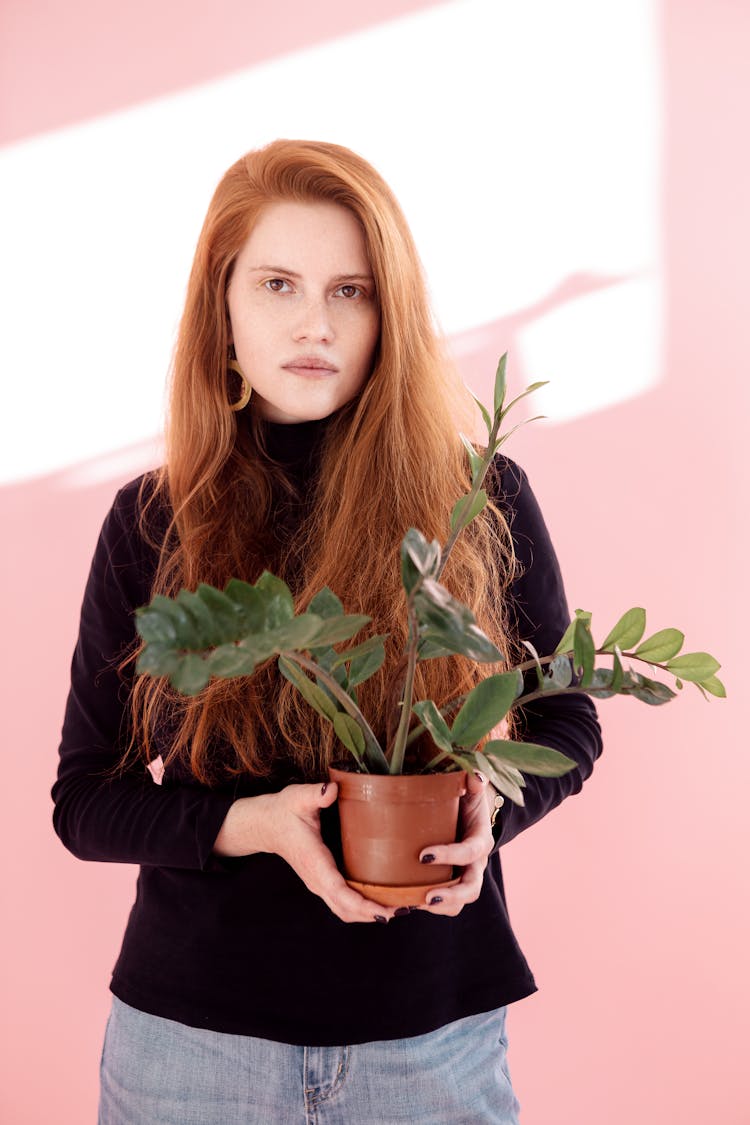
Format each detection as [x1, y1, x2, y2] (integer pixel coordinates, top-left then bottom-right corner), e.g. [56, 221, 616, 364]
[417, 770, 495, 916]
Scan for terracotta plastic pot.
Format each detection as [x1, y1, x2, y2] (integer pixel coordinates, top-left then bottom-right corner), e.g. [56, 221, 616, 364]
[328, 767, 468, 907]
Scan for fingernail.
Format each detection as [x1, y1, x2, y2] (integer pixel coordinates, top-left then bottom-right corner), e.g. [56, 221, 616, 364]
[374, 914, 388, 924]
[420, 853, 436, 864]
[320, 782, 328, 795]
[428, 896, 443, 906]
[394, 906, 411, 917]
[474, 770, 486, 783]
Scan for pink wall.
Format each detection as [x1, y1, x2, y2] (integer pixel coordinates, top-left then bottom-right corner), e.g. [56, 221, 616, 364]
[2, 2, 747, 1122]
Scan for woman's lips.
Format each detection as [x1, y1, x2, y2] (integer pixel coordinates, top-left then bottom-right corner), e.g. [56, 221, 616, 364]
[282, 364, 338, 377]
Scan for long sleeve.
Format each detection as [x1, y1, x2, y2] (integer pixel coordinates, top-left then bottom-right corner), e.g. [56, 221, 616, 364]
[490, 457, 603, 847]
[51, 477, 236, 868]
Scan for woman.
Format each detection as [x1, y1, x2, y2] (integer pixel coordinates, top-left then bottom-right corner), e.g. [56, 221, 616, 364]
[53, 139, 602, 1124]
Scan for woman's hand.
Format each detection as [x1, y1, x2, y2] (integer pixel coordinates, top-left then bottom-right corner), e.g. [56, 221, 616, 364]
[212, 781, 397, 925]
[416, 770, 495, 916]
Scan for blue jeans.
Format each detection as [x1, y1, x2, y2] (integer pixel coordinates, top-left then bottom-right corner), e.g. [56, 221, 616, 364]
[99, 996, 521, 1124]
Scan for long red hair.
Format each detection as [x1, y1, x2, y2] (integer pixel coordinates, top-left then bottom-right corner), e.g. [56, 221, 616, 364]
[126, 139, 518, 784]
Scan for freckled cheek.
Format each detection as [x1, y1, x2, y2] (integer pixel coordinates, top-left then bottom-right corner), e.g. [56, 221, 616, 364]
[336, 306, 380, 344]
[233, 306, 289, 346]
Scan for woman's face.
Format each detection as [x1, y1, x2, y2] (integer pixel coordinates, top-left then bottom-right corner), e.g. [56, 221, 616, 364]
[226, 200, 380, 424]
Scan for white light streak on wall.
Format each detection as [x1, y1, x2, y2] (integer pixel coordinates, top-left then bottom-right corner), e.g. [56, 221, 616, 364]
[0, 0, 659, 483]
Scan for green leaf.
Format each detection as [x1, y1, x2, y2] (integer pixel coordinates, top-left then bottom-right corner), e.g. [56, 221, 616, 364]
[469, 390, 493, 434]
[610, 648, 624, 693]
[135, 601, 178, 645]
[171, 653, 210, 695]
[417, 637, 454, 661]
[473, 750, 526, 804]
[332, 712, 366, 761]
[440, 750, 478, 776]
[205, 644, 259, 677]
[459, 432, 484, 482]
[623, 672, 677, 705]
[600, 607, 646, 653]
[573, 614, 596, 686]
[330, 633, 386, 667]
[587, 667, 617, 699]
[665, 652, 721, 683]
[698, 674, 726, 698]
[499, 380, 549, 421]
[554, 618, 577, 656]
[481, 757, 526, 806]
[273, 614, 327, 652]
[307, 589, 349, 663]
[234, 634, 279, 667]
[400, 529, 441, 595]
[135, 641, 180, 677]
[493, 352, 508, 416]
[522, 640, 545, 689]
[414, 579, 503, 663]
[223, 579, 267, 634]
[196, 584, 243, 637]
[483, 739, 577, 777]
[306, 644, 350, 688]
[175, 588, 224, 647]
[255, 572, 295, 627]
[449, 489, 488, 533]
[472, 750, 507, 791]
[492, 416, 546, 451]
[633, 628, 684, 662]
[547, 654, 573, 689]
[152, 596, 203, 647]
[277, 656, 338, 721]
[347, 641, 387, 688]
[308, 614, 371, 647]
[450, 673, 519, 746]
[308, 586, 344, 619]
[412, 700, 454, 754]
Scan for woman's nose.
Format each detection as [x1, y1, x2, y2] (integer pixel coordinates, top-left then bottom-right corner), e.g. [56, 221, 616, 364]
[292, 296, 335, 343]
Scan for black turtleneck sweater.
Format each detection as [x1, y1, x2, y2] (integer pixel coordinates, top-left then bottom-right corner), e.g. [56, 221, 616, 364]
[52, 417, 602, 1045]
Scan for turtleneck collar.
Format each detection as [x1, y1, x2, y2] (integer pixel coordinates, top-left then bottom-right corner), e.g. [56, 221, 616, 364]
[262, 414, 334, 471]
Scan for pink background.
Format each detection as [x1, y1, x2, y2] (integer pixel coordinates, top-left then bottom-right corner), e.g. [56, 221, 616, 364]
[2, 2, 747, 1122]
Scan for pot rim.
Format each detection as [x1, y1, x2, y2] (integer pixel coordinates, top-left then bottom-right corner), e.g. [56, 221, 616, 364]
[329, 765, 467, 801]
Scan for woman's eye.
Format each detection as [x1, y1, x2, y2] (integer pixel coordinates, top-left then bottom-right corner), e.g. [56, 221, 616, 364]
[264, 278, 292, 293]
[336, 284, 362, 299]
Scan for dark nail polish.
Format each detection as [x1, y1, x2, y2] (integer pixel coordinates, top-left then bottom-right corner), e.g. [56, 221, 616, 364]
[320, 782, 328, 795]
[374, 914, 388, 923]
[394, 906, 411, 917]
[428, 896, 443, 906]
[420, 853, 436, 864]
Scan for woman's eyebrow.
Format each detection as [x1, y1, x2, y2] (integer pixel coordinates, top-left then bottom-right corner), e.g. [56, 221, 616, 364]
[250, 264, 303, 278]
[249, 264, 374, 283]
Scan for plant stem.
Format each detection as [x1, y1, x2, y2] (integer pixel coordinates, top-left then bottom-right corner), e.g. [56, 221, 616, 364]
[387, 600, 420, 774]
[405, 649, 675, 754]
[421, 749, 451, 771]
[508, 684, 592, 708]
[514, 648, 673, 677]
[435, 412, 502, 582]
[283, 651, 389, 774]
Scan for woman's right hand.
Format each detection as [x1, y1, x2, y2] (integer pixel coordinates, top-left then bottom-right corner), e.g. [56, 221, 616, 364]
[212, 780, 397, 924]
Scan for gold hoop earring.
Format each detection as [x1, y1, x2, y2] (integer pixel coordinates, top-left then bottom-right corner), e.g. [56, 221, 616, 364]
[228, 359, 252, 412]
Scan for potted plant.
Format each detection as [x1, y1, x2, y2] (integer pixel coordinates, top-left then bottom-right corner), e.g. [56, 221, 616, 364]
[135, 355, 724, 905]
